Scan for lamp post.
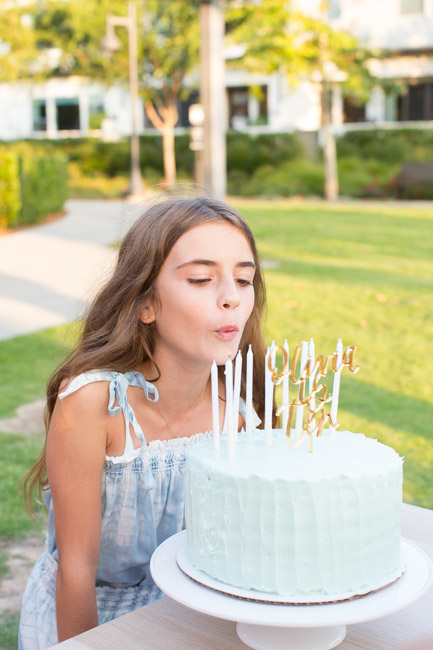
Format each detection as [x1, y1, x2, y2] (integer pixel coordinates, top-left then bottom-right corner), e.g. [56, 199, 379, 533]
[102, 2, 143, 197]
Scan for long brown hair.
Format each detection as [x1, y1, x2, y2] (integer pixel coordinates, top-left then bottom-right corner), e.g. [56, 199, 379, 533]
[24, 196, 267, 510]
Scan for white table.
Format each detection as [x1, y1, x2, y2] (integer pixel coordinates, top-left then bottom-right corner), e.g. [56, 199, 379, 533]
[49, 504, 433, 650]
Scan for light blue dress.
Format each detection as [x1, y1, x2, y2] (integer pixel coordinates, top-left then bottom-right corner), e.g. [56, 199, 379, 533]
[19, 369, 245, 650]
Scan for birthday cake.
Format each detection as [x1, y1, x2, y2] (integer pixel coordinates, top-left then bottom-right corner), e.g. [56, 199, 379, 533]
[184, 428, 403, 598]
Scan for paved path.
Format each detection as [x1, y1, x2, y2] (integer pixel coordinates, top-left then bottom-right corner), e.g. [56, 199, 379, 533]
[0, 199, 142, 340]
[1, 197, 432, 342]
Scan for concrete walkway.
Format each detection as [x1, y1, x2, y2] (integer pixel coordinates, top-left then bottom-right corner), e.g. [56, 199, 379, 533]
[0, 199, 143, 340]
[1, 197, 432, 342]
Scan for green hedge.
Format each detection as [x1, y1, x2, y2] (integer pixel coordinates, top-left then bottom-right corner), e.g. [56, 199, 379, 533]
[0, 151, 21, 228]
[18, 153, 68, 225]
[227, 132, 303, 174]
[3, 128, 432, 202]
[0, 144, 68, 228]
[10, 132, 302, 179]
[228, 156, 401, 199]
[336, 128, 433, 164]
[17, 135, 192, 178]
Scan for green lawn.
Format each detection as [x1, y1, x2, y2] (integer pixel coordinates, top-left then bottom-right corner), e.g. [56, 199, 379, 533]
[235, 199, 433, 508]
[0, 200, 432, 545]
[0, 323, 80, 539]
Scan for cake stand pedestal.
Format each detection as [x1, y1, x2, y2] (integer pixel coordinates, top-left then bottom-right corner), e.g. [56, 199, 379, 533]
[150, 531, 432, 650]
[235, 623, 346, 650]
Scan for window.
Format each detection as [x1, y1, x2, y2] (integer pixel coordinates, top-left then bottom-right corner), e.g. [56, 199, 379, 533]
[228, 86, 268, 129]
[401, 0, 424, 14]
[398, 81, 433, 121]
[89, 96, 105, 130]
[228, 87, 249, 130]
[55, 97, 80, 131]
[32, 99, 46, 131]
[343, 97, 366, 123]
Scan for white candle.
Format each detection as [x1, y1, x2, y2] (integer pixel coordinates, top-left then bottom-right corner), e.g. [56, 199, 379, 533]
[294, 340, 308, 441]
[264, 345, 274, 447]
[225, 358, 234, 457]
[330, 339, 343, 434]
[282, 339, 289, 435]
[308, 337, 316, 411]
[211, 360, 220, 450]
[232, 351, 242, 437]
[307, 337, 317, 435]
[246, 345, 253, 436]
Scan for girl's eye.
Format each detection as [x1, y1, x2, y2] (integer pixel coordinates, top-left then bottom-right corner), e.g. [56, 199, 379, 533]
[236, 278, 253, 287]
[187, 278, 210, 285]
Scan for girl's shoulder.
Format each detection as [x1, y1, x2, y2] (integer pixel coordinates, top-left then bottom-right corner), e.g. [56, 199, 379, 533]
[58, 369, 158, 411]
[59, 369, 122, 394]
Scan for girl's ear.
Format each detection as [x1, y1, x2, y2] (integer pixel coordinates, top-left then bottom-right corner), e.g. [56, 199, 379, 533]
[139, 304, 156, 324]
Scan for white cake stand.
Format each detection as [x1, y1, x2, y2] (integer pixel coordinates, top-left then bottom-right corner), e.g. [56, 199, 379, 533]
[150, 531, 433, 650]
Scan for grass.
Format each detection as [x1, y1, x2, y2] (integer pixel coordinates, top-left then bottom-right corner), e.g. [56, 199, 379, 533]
[0, 200, 432, 546]
[0, 323, 80, 539]
[234, 199, 433, 508]
[0, 322, 80, 418]
[67, 164, 130, 199]
[0, 611, 20, 650]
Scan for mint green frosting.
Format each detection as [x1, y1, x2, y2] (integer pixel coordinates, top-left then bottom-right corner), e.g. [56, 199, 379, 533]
[185, 430, 403, 597]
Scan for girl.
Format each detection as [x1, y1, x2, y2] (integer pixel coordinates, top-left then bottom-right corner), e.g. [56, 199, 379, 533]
[19, 196, 267, 649]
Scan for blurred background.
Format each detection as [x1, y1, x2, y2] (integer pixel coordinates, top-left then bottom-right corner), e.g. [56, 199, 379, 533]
[0, 1, 432, 647]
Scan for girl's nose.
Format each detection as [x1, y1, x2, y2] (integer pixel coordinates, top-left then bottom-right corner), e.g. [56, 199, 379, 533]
[219, 278, 240, 310]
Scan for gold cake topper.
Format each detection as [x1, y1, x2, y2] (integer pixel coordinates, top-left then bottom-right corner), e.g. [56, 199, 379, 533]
[269, 344, 360, 452]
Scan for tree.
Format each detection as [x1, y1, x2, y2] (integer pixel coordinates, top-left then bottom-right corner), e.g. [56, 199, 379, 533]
[0, 0, 200, 187]
[0, 0, 128, 83]
[139, 1, 199, 186]
[226, 0, 378, 200]
[0, 1, 39, 82]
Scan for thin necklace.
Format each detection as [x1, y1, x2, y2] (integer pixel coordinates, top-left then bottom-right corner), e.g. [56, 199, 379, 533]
[154, 385, 208, 439]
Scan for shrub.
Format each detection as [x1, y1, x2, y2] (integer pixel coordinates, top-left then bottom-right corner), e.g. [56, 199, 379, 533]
[0, 151, 21, 228]
[17, 153, 68, 225]
[336, 128, 433, 164]
[338, 157, 399, 198]
[228, 160, 324, 197]
[227, 132, 303, 175]
[0, 142, 68, 227]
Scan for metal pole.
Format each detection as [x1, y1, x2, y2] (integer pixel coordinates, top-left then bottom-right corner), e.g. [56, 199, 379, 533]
[200, 0, 226, 199]
[127, 1, 143, 196]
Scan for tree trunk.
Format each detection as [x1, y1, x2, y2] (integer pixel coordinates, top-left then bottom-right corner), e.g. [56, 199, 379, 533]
[144, 97, 178, 187]
[162, 125, 176, 187]
[322, 81, 339, 201]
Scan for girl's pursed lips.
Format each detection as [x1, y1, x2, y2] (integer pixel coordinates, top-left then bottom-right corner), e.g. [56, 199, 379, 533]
[214, 325, 239, 340]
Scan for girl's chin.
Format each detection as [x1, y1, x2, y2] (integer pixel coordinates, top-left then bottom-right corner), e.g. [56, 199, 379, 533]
[212, 347, 241, 366]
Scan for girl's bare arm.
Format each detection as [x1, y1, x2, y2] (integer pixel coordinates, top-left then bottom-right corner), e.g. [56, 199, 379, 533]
[46, 382, 110, 641]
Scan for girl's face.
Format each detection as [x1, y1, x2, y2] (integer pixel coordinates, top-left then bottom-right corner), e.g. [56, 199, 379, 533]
[146, 222, 256, 368]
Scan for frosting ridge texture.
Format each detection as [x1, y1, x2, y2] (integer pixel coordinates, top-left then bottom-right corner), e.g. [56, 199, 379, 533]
[185, 430, 403, 597]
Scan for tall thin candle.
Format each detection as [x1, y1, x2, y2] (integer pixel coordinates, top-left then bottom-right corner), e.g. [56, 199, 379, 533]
[282, 339, 289, 435]
[246, 345, 253, 435]
[225, 358, 234, 457]
[308, 337, 316, 411]
[294, 340, 308, 441]
[264, 345, 274, 447]
[307, 338, 316, 435]
[330, 339, 343, 434]
[211, 360, 220, 450]
[232, 351, 242, 438]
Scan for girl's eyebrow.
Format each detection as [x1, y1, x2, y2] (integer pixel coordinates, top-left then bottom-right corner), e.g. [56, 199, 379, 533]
[176, 259, 256, 269]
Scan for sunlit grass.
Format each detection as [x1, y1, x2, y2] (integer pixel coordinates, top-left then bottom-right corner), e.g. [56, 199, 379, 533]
[0, 200, 432, 544]
[0, 322, 80, 418]
[235, 199, 433, 508]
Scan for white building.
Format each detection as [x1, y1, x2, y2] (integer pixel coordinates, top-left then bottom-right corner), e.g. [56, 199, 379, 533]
[0, 0, 431, 142]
